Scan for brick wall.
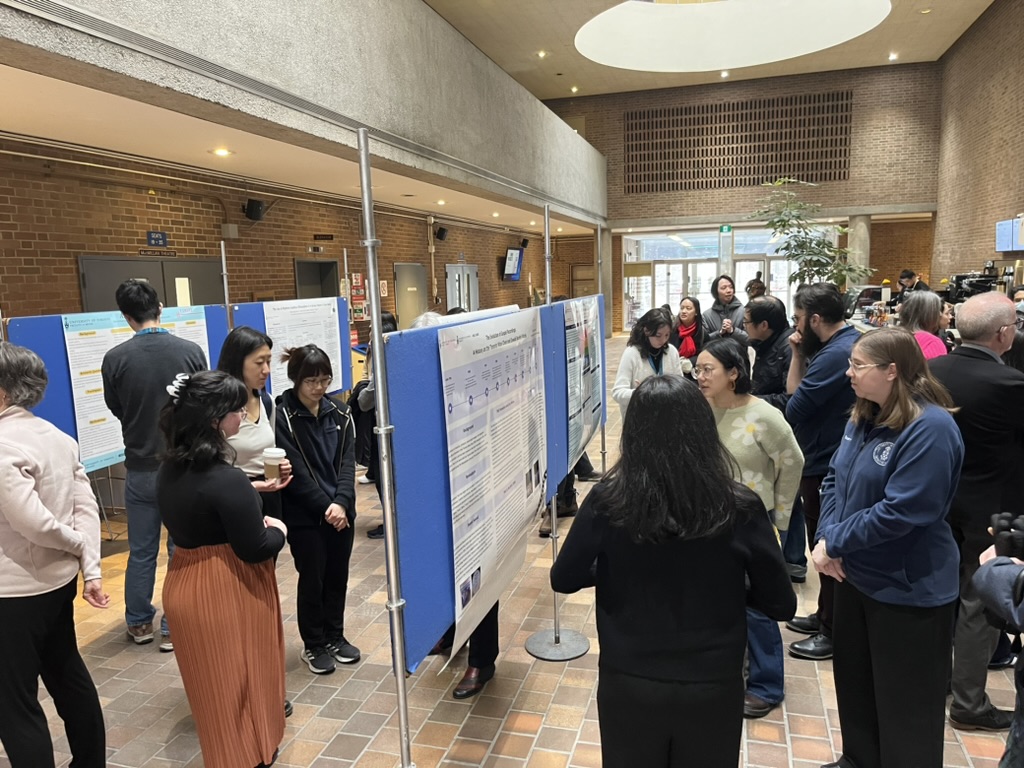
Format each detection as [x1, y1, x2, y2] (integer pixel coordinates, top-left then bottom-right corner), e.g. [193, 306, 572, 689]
[935, 0, 1024, 278]
[0, 139, 571, 320]
[870, 221, 935, 287]
[546, 64, 941, 222]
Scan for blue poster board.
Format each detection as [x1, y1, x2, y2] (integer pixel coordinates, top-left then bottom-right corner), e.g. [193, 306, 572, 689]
[385, 299, 606, 673]
[231, 298, 352, 394]
[6, 305, 229, 465]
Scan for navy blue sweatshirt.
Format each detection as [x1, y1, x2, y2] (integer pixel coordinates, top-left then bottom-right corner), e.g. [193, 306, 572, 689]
[785, 325, 858, 476]
[817, 404, 963, 607]
[275, 390, 356, 528]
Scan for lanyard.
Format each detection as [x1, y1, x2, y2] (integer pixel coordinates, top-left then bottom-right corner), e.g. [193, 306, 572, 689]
[135, 327, 169, 336]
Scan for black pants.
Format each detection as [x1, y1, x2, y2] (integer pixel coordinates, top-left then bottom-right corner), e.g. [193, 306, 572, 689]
[439, 601, 500, 671]
[0, 579, 105, 768]
[801, 474, 834, 635]
[288, 523, 354, 648]
[597, 668, 743, 768]
[832, 580, 955, 768]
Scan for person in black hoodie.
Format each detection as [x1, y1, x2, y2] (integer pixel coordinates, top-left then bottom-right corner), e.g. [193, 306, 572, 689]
[275, 344, 360, 675]
[703, 274, 748, 343]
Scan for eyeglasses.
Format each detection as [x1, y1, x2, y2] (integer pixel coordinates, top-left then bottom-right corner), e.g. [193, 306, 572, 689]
[692, 365, 718, 378]
[302, 376, 333, 389]
[997, 317, 1024, 335]
[848, 358, 885, 372]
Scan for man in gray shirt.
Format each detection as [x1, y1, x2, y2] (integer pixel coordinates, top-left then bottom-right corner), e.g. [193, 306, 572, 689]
[102, 280, 206, 651]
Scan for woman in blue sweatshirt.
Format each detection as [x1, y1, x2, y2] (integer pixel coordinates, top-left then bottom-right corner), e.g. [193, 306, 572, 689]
[812, 328, 963, 768]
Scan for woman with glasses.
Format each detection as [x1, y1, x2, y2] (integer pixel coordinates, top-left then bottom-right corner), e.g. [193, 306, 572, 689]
[897, 291, 948, 360]
[157, 370, 288, 768]
[813, 328, 963, 768]
[275, 345, 361, 675]
[695, 338, 803, 719]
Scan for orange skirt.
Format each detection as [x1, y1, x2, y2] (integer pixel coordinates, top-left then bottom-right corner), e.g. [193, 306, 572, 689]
[163, 543, 285, 768]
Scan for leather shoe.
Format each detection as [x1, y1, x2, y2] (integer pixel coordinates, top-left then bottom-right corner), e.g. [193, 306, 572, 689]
[576, 471, 602, 482]
[988, 653, 1017, 670]
[789, 633, 833, 660]
[452, 665, 494, 699]
[949, 707, 1013, 731]
[284, 699, 293, 718]
[428, 637, 454, 656]
[743, 692, 777, 719]
[785, 614, 820, 635]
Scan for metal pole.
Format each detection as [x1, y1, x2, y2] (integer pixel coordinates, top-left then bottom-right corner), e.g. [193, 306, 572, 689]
[597, 225, 607, 474]
[219, 240, 230, 310]
[356, 128, 415, 768]
[525, 205, 589, 663]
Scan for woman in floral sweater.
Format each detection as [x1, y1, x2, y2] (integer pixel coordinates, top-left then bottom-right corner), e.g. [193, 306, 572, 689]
[695, 338, 803, 719]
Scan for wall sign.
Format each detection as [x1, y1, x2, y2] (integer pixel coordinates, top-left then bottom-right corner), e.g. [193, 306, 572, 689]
[313, 234, 335, 241]
[147, 231, 168, 247]
[139, 249, 177, 257]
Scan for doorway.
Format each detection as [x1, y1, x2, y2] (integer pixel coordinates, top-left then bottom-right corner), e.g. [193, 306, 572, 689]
[394, 263, 428, 330]
[79, 256, 224, 311]
[445, 263, 479, 312]
[295, 259, 340, 299]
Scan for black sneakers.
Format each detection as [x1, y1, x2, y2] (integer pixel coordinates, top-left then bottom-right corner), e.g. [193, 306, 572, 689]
[301, 647, 335, 674]
[325, 638, 361, 665]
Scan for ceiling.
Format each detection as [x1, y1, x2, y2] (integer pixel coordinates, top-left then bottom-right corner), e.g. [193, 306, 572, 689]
[423, 0, 994, 101]
[0, 65, 593, 236]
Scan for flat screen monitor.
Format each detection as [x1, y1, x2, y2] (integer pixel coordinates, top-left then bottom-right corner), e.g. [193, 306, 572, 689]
[503, 247, 523, 281]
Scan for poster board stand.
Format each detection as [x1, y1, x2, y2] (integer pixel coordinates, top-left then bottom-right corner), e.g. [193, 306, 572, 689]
[597, 223, 608, 474]
[525, 203, 590, 663]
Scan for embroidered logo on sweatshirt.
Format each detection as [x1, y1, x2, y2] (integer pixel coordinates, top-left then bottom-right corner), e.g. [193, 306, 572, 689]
[872, 442, 895, 466]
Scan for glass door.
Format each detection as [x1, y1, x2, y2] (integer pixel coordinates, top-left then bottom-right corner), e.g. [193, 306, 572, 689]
[687, 261, 719, 311]
[734, 259, 766, 300]
[768, 259, 798, 312]
[653, 263, 686, 309]
[623, 263, 653, 331]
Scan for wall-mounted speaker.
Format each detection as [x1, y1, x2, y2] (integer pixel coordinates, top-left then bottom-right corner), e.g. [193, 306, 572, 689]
[521, 238, 529, 249]
[243, 199, 266, 221]
[435, 226, 448, 241]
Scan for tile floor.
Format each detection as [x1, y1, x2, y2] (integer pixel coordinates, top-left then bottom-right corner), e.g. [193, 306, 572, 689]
[5, 334, 1017, 767]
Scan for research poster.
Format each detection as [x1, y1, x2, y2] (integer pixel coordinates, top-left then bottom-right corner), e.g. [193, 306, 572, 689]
[438, 308, 547, 651]
[263, 298, 344, 396]
[565, 296, 604, 468]
[62, 306, 214, 472]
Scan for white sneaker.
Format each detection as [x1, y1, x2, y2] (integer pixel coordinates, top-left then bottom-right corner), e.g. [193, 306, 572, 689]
[357, 475, 374, 485]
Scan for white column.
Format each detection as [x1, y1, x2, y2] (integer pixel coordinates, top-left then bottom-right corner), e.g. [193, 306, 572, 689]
[847, 215, 871, 271]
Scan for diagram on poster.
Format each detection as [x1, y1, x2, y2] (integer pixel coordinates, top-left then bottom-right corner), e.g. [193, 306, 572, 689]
[263, 298, 343, 395]
[438, 309, 547, 652]
[62, 306, 212, 472]
[565, 296, 603, 468]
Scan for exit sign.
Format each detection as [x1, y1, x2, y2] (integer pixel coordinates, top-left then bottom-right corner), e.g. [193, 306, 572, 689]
[720, 225, 732, 234]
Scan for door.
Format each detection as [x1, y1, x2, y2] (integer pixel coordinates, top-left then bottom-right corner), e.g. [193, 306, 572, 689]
[294, 259, 340, 299]
[162, 260, 226, 306]
[394, 263, 428, 330]
[80, 256, 164, 312]
[653, 263, 685, 308]
[570, 264, 597, 298]
[445, 264, 479, 312]
[623, 262, 653, 331]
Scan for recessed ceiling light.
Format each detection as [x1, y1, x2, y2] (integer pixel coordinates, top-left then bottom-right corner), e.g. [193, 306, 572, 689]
[627, 228, 633, 233]
[920, 8, 932, 13]
[401, 193, 415, 198]
[557, 227, 563, 233]
[529, 220, 536, 226]
[492, 212, 500, 218]
[888, 52, 898, 61]
[571, 86, 579, 94]
[720, 71, 729, 78]
[538, 51, 547, 59]
[437, 199, 446, 205]
[209, 148, 234, 157]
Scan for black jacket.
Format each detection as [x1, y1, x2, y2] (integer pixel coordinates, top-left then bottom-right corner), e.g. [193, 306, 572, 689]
[929, 346, 1024, 564]
[751, 327, 794, 413]
[275, 389, 356, 528]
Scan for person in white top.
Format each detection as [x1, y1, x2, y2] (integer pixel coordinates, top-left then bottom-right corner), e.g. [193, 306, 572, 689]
[0, 342, 108, 767]
[613, 308, 683, 417]
[216, 327, 293, 519]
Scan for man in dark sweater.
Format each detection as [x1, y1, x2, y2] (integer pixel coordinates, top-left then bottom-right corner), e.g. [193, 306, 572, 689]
[102, 280, 207, 651]
[784, 284, 858, 662]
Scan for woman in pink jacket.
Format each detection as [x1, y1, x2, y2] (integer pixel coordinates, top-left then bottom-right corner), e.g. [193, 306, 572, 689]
[0, 342, 108, 768]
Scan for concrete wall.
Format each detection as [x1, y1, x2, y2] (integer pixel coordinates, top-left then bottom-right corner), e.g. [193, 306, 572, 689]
[0, 0, 606, 223]
[935, 0, 1024, 278]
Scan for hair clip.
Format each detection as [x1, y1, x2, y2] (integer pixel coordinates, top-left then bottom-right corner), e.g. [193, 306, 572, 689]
[165, 373, 191, 404]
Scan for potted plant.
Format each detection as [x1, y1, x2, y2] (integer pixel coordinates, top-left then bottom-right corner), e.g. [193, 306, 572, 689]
[751, 178, 874, 290]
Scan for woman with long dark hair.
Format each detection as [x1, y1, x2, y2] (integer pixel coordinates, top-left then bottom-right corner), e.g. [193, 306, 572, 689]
[668, 296, 706, 373]
[217, 326, 293, 519]
[157, 370, 287, 768]
[612, 308, 682, 417]
[551, 376, 795, 767]
[275, 345, 360, 675]
[813, 328, 963, 768]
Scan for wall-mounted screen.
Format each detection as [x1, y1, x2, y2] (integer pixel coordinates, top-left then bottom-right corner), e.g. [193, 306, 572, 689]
[503, 247, 523, 281]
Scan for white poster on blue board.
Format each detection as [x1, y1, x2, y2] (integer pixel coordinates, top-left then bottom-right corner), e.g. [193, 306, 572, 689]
[565, 297, 603, 469]
[438, 308, 547, 652]
[263, 298, 343, 396]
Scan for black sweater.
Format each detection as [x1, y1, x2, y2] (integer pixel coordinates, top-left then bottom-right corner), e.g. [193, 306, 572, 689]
[550, 484, 795, 682]
[156, 462, 284, 563]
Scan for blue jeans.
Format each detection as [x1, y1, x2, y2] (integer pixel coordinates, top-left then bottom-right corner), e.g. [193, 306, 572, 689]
[783, 494, 807, 568]
[746, 607, 785, 704]
[124, 469, 173, 634]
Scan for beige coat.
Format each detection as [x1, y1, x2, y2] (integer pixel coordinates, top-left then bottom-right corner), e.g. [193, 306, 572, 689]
[0, 406, 101, 597]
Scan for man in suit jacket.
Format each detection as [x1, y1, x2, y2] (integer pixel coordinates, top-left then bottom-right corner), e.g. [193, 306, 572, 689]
[930, 292, 1024, 732]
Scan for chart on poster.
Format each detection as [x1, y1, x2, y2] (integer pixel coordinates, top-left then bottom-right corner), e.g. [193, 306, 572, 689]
[438, 308, 547, 651]
[263, 298, 344, 395]
[564, 297, 603, 468]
